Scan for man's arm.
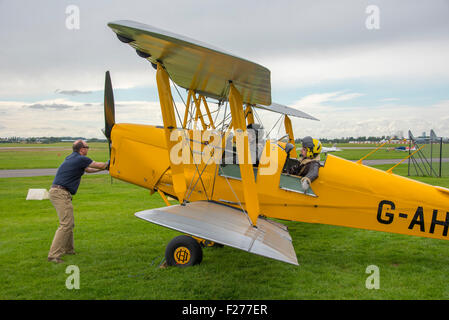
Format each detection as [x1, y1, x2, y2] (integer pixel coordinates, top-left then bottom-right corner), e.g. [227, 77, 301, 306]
[300, 161, 320, 190]
[304, 161, 320, 182]
[85, 161, 109, 173]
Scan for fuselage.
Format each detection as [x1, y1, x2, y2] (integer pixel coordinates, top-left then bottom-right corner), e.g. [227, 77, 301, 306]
[109, 123, 449, 241]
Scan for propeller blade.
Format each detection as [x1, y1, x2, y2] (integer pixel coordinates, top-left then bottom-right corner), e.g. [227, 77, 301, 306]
[104, 71, 115, 142]
[104, 71, 115, 185]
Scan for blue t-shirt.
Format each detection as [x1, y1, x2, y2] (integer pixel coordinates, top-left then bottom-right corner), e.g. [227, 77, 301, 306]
[52, 152, 93, 195]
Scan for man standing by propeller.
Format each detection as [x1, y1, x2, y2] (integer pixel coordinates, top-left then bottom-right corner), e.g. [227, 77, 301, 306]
[47, 139, 109, 263]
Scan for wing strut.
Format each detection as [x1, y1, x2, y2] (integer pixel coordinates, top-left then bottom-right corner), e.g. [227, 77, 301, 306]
[228, 83, 260, 226]
[284, 115, 297, 158]
[156, 63, 187, 203]
[245, 104, 255, 126]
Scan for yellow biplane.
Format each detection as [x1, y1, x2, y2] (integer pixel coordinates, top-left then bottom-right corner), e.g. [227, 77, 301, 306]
[105, 20, 449, 267]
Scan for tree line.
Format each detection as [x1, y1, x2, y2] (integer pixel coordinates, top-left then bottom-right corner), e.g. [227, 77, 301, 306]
[295, 136, 389, 144]
[0, 137, 107, 143]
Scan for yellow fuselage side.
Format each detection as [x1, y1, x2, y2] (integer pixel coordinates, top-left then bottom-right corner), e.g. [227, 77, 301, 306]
[109, 123, 449, 241]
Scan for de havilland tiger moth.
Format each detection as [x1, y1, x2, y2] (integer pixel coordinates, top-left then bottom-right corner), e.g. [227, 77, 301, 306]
[102, 20, 449, 267]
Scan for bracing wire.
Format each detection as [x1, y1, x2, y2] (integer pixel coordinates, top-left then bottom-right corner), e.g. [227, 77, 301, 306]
[169, 79, 209, 201]
[264, 114, 283, 140]
[166, 78, 248, 218]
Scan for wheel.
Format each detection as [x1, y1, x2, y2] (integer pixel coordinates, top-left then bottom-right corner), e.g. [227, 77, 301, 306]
[165, 235, 203, 267]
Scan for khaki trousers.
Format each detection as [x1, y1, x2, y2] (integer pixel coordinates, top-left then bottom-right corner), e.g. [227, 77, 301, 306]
[48, 188, 74, 259]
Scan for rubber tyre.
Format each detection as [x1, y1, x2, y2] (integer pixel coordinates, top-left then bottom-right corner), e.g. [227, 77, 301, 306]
[165, 235, 203, 267]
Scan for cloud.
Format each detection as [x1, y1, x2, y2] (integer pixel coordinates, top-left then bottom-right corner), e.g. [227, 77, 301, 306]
[19, 99, 103, 111]
[380, 98, 400, 102]
[0, 1, 448, 139]
[333, 93, 365, 102]
[0, 99, 161, 138]
[266, 39, 449, 88]
[294, 91, 363, 108]
[55, 89, 93, 96]
[1, 1, 448, 99]
[25, 103, 74, 110]
[2, 95, 449, 140]
[289, 96, 449, 139]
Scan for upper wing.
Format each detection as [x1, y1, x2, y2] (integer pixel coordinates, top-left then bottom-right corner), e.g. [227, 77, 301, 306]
[108, 20, 271, 106]
[254, 102, 319, 120]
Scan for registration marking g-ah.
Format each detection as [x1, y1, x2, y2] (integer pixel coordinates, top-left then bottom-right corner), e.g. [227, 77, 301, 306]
[377, 200, 449, 238]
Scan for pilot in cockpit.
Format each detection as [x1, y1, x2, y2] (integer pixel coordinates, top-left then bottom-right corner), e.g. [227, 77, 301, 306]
[288, 136, 322, 191]
[222, 123, 265, 166]
[247, 123, 265, 166]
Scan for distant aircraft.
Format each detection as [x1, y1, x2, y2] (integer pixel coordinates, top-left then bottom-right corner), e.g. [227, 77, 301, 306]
[409, 129, 448, 144]
[410, 130, 433, 144]
[298, 143, 341, 154]
[395, 146, 416, 152]
[322, 143, 342, 153]
[430, 130, 449, 143]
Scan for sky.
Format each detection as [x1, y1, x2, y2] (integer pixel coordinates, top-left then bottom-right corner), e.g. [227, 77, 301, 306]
[1, 0, 449, 140]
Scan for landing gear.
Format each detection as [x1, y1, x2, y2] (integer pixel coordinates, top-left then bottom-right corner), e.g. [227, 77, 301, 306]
[165, 235, 203, 267]
[192, 236, 224, 248]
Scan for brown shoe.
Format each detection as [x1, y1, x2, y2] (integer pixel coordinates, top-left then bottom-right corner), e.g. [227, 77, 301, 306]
[159, 261, 168, 269]
[64, 251, 76, 255]
[48, 257, 64, 264]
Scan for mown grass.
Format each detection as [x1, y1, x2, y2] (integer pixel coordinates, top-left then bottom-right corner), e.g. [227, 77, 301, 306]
[0, 143, 109, 169]
[1, 173, 449, 299]
[320, 146, 449, 161]
[327, 148, 415, 160]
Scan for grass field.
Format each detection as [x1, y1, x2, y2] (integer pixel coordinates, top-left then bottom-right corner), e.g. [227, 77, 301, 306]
[1, 171, 449, 299]
[0, 143, 109, 169]
[1, 143, 449, 299]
